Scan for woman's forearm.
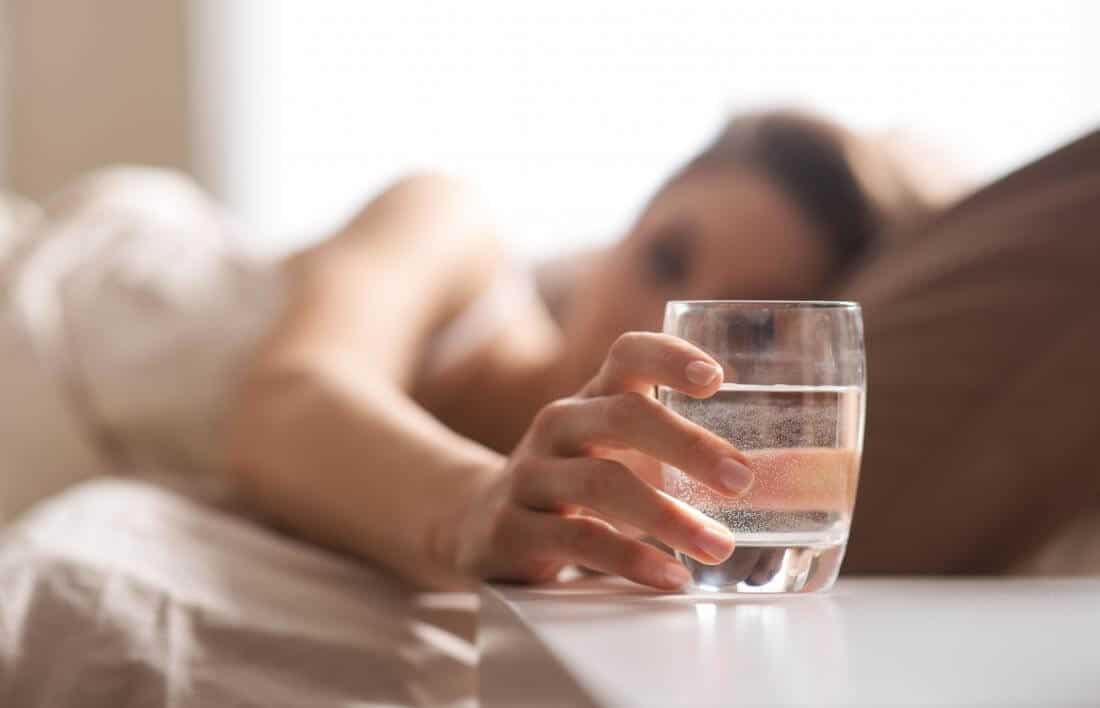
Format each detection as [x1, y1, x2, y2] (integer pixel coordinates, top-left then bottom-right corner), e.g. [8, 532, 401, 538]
[228, 350, 504, 588]
[224, 174, 508, 587]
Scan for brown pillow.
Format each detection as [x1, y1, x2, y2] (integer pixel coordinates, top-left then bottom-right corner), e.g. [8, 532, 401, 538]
[834, 130, 1100, 574]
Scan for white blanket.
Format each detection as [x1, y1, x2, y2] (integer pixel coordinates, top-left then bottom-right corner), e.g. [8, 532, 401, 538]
[0, 167, 282, 522]
[0, 479, 477, 707]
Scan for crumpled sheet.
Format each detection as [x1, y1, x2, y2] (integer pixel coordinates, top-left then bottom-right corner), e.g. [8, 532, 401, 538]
[0, 479, 478, 707]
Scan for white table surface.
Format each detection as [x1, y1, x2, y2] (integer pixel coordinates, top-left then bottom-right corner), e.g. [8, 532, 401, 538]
[479, 576, 1100, 707]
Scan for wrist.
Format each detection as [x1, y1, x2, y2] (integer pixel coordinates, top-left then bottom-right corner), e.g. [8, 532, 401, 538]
[422, 451, 506, 588]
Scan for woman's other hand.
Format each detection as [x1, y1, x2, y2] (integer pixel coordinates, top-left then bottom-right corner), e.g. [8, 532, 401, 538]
[447, 333, 754, 590]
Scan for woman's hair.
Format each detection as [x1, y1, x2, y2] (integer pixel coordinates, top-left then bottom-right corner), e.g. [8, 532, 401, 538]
[674, 109, 931, 273]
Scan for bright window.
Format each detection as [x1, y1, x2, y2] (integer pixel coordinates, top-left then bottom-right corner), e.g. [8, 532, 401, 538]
[191, 0, 1099, 259]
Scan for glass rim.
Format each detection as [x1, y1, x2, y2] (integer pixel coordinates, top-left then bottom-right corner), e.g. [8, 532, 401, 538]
[666, 299, 860, 309]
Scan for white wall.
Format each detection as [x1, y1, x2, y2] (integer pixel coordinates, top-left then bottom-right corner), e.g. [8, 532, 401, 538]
[193, 0, 1098, 260]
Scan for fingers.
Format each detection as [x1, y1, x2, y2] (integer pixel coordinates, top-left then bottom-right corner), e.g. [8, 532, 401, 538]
[531, 392, 754, 496]
[514, 457, 735, 564]
[582, 332, 725, 398]
[491, 330, 753, 589]
[518, 510, 693, 590]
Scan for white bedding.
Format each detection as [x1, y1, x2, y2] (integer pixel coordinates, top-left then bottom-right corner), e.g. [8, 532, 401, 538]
[0, 167, 282, 523]
[0, 479, 477, 707]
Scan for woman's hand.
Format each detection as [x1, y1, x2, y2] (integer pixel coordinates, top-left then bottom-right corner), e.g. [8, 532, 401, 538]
[448, 332, 754, 590]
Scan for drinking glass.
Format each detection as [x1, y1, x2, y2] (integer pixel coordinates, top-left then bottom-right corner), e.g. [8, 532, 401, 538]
[660, 300, 865, 593]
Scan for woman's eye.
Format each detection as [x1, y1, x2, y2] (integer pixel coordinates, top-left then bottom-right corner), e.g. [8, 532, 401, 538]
[646, 238, 690, 286]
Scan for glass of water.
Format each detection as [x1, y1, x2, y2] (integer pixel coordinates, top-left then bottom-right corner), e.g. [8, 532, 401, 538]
[659, 300, 865, 593]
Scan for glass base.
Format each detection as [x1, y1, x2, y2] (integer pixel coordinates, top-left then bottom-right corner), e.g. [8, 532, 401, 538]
[678, 541, 846, 593]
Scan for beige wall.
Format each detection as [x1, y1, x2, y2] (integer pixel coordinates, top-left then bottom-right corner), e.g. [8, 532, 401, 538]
[5, 0, 190, 198]
[0, 0, 11, 184]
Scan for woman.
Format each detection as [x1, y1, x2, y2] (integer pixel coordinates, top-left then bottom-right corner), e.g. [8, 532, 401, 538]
[0, 110, 925, 589]
[223, 110, 928, 590]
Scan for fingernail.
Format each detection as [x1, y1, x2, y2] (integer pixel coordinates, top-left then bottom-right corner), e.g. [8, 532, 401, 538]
[718, 458, 754, 495]
[685, 361, 722, 386]
[695, 525, 735, 561]
[661, 561, 692, 588]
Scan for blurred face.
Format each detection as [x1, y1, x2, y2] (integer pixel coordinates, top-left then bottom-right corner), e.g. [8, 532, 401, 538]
[560, 168, 831, 382]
